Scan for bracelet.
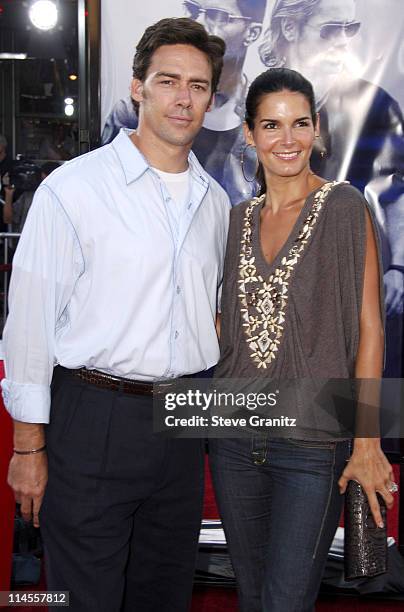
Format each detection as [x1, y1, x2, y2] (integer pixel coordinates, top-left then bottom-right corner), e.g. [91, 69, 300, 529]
[389, 265, 404, 274]
[13, 444, 46, 456]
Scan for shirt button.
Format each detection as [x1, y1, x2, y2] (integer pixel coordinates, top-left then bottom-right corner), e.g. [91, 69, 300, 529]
[176, 285, 181, 294]
[175, 331, 179, 339]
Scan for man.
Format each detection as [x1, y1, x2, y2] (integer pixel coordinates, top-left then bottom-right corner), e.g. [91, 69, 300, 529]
[102, 0, 267, 204]
[0, 134, 13, 233]
[3, 162, 60, 233]
[0, 134, 12, 180]
[259, 0, 404, 375]
[2, 18, 229, 612]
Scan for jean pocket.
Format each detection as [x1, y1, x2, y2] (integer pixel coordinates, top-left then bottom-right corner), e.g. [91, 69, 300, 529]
[286, 438, 335, 449]
[251, 434, 268, 464]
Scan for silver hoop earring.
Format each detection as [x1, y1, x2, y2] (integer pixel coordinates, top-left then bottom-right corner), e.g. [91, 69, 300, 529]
[314, 135, 327, 159]
[241, 144, 258, 183]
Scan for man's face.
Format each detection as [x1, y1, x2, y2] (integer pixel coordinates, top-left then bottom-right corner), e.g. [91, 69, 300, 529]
[292, 0, 358, 79]
[131, 44, 213, 148]
[0, 145, 6, 163]
[183, 0, 253, 58]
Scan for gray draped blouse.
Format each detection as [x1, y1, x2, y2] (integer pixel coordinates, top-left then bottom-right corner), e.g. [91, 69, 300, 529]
[215, 182, 385, 439]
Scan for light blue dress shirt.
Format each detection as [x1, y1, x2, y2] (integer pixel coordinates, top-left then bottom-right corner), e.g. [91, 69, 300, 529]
[1, 129, 230, 423]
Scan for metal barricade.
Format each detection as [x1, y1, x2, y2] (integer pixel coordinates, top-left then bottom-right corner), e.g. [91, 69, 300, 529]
[0, 233, 21, 332]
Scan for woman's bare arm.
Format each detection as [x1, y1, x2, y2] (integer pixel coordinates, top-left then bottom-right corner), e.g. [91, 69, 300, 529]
[338, 208, 395, 527]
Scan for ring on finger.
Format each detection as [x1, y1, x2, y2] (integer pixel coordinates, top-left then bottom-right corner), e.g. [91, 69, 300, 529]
[388, 482, 399, 493]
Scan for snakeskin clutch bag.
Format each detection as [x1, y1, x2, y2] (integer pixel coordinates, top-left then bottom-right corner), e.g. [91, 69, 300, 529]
[344, 480, 388, 580]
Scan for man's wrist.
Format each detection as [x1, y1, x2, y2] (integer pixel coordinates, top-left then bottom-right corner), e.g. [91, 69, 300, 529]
[13, 420, 45, 450]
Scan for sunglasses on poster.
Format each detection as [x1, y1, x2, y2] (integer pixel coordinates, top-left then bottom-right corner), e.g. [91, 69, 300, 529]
[306, 20, 361, 40]
[183, 0, 252, 24]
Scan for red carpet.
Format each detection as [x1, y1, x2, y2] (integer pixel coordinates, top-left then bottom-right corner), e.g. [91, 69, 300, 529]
[196, 456, 402, 611]
[0, 361, 15, 593]
[191, 589, 404, 612]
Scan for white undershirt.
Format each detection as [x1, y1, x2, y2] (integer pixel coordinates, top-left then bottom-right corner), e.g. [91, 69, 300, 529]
[152, 167, 190, 236]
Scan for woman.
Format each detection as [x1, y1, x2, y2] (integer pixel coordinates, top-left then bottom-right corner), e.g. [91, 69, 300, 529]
[209, 68, 396, 612]
[258, 0, 404, 325]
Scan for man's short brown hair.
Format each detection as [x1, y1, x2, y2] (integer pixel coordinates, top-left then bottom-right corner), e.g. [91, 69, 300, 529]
[132, 18, 226, 114]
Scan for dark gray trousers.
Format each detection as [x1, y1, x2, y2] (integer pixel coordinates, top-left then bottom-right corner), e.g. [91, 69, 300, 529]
[40, 367, 204, 612]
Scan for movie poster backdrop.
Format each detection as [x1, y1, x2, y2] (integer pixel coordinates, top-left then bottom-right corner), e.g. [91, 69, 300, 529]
[100, 0, 404, 382]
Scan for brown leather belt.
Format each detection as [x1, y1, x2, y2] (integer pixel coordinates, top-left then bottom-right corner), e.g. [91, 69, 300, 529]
[72, 368, 165, 396]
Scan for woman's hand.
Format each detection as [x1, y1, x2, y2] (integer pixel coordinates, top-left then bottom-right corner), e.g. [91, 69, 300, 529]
[338, 438, 396, 528]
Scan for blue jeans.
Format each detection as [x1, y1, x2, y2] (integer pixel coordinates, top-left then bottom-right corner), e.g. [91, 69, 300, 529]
[209, 436, 350, 612]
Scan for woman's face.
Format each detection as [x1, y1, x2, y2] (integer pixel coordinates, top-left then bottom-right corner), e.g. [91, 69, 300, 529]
[245, 90, 318, 180]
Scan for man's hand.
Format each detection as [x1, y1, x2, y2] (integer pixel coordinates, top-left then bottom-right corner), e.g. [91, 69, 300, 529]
[9, 421, 47, 528]
[2, 173, 15, 193]
[4, 185, 15, 197]
[384, 269, 404, 316]
[2, 172, 11, 187]
[3, 175, 15, 224]
[8, 451, 48, 527]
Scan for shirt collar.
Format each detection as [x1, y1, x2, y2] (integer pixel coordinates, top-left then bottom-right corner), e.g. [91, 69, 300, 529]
[111, 128, 149, 184]
[111, 127, 210, 188]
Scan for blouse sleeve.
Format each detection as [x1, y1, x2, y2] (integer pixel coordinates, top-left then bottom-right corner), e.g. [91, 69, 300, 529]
[333, 183, 386, 367]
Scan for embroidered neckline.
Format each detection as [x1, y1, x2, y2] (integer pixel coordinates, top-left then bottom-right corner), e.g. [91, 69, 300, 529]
[238, 181, 343, 369]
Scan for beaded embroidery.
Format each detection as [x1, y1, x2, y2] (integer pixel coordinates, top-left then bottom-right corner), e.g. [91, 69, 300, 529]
[238, 181, 343, 368]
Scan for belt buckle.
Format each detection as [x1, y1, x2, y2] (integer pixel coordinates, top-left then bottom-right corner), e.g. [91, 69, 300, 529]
[154, 380, 175, 397]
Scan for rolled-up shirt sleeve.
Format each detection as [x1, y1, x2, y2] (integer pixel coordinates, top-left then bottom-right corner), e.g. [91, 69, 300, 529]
[1, 184, 84, 423]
